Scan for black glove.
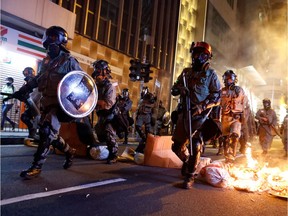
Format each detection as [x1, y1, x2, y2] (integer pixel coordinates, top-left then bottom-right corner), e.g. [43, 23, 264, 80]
[12, 91, 26, 102]
[192, 103, 206, 117]
[179, 86, 189, 96]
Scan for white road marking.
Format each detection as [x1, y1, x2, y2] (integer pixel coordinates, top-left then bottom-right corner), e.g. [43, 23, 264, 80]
[0, 178, 126, 206]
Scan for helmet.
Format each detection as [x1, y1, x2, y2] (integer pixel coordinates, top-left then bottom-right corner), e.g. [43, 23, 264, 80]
[222, 70, 237, 87]
[122, 88, 129, 98]
[6, 77, 14, 83]
[190, 41, 212, 57]
[190, 41, 212, 71]
[42, 26, 68, 49]
[23, 67, 35, 78]
[91, 60, 112, 79]
[263, 98, 271, 110]
[141, 86, 149, 99]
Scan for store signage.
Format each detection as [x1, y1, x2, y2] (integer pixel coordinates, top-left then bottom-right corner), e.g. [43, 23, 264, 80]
[0, 25, 46, 60]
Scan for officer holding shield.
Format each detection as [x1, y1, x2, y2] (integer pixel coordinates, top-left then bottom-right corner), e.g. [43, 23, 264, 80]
[13, 26, 82, 179]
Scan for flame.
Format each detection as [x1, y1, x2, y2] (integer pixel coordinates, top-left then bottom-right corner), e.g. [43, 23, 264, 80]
[225, 143, 288, 196]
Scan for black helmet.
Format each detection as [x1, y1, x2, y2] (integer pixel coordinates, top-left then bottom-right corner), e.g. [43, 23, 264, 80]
[141, 86, 149, 99]
[91, 60, 112, 79]
[6, 77, 14, 83]
[190, 41, 212, 71]
[222, 70, 237, 87]
[42, 26, 68, 49]
[23, 67, 35, 77]
[122, 88, 129, 98]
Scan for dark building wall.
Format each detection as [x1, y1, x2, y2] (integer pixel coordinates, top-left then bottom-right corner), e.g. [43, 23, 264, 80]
[56, 0, 180, 111]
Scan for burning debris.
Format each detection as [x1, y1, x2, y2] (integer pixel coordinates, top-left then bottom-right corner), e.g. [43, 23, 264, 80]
[196, 144, 288, 198]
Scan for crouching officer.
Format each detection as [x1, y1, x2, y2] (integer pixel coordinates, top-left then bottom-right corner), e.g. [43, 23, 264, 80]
[92, 60, 119, 164]
[13, 26, 82, 179]
[171, 41, 221, 189]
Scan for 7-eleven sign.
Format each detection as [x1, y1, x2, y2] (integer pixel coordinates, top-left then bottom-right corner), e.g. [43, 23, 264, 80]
[0, 25, 46, 60]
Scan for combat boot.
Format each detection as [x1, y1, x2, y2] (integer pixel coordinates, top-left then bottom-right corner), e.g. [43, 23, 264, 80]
[28, 128, 37, 139]
[63, 148, 76, 169]
[122, 137, 128, 145]
[183, 176, 194, 189]
[216, 147, 224, 155]
[181, 162, 188, 177]
[20, 164, 42, 179]
[135, 140, 146, 153]
[106, 154, 118, 164]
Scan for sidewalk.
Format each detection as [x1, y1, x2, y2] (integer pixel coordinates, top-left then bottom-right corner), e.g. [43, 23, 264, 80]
[0, 130, 29, 144]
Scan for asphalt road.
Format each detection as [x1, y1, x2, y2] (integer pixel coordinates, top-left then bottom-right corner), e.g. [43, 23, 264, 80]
[1, 140, 287, 216]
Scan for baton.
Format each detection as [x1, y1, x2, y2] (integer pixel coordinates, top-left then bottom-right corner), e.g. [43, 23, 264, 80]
[1, 92, 13, 97]
[182, 71, 194, 156]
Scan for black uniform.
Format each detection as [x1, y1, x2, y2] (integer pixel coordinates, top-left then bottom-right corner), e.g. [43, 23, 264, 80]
[116, 90, 133, 144]
[20, 67, 41, 138]
[135, 91, 156, 153]
[14, 26, 81, 179]
[171, 41, 221, 189]
[92, 60, 118, 164]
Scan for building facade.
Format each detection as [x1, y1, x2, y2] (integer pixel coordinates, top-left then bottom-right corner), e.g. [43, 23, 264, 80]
[1, 0, 286, 131]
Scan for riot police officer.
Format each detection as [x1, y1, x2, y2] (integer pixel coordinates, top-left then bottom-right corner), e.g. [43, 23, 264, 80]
[20, 67, 41, 139]
[171, 41, 221, 189]
[116, 88, 133, 144]
[255, 98, 278, 155]
[92, 60, 118, 164]
[13, 26, 82, 179]
[220, 70, 249, 161]
[135, 87, 156, 153]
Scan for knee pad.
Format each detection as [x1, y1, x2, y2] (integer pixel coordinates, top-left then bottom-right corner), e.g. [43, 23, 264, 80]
[51, 136, 67, 151]
[39, 125, 50, 139]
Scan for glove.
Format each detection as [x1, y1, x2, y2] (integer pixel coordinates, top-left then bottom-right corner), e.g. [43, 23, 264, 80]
[12, 91, 26, 102]
[179, 86, 189, 96]
[192, 104, 206, 117]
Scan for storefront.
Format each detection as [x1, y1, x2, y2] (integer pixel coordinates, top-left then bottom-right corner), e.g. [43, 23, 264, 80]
[0, 25, 45, 131]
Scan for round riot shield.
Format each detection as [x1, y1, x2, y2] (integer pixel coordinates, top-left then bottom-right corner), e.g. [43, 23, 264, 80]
[162, 111, 171, 127]
[58, 70, 98, 118]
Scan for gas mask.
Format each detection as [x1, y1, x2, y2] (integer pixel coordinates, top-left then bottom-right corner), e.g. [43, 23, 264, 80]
[192, 51, 209, 71]
[47, 43, 61, 59]
[263, 101, 271, 110]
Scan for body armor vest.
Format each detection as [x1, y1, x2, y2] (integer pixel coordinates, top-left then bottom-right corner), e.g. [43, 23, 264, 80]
[221, 86, 245, 114]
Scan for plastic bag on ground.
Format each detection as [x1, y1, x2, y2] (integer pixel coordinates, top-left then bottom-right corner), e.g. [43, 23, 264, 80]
[197, 163, 231, 188]
[194, 157, 212, 175]
[89, 146, 109, 160]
